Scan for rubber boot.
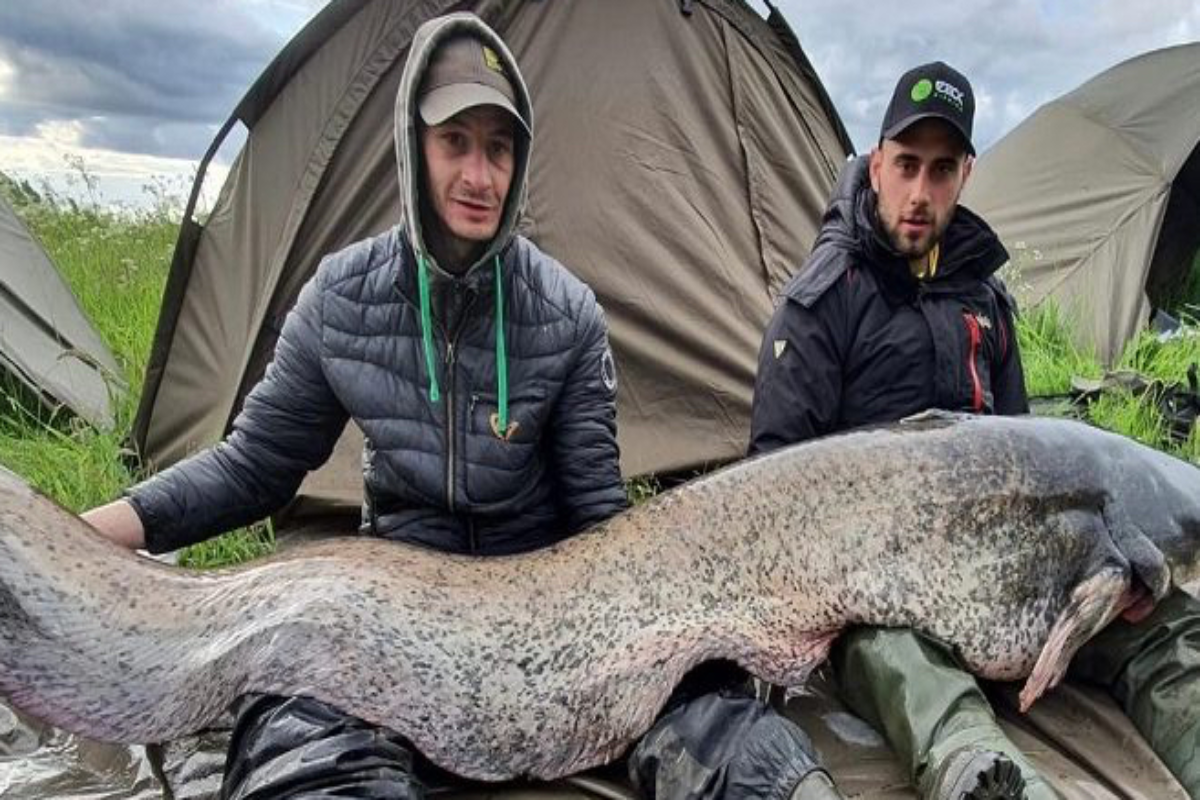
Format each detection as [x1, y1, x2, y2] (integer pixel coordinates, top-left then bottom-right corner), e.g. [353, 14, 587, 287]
[1071, 588, 1200, 797]
[833, 627, 1057, 800]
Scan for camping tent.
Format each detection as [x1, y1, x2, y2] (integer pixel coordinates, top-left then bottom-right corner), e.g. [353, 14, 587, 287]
[963, 43, 1200, 364]
[130, 0, 853, 515]
[0, 193, 122, 429]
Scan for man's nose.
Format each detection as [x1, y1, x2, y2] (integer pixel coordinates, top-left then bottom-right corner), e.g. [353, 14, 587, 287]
[461, 146, 490, 189]
[910, 168, 933, 205]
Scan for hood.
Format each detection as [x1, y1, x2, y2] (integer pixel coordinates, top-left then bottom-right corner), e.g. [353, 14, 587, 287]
[816, 155, 1008, 291]
[393, 12, 534, 280]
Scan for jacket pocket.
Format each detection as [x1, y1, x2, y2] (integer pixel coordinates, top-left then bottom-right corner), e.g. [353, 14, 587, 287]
[463, 385, 551, 506]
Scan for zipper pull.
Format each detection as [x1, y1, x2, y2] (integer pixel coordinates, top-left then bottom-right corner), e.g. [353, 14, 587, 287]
[445, 341, 455, 365]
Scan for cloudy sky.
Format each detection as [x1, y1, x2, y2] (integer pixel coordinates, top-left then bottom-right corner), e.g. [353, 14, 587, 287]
[0, 0, 1196, 208]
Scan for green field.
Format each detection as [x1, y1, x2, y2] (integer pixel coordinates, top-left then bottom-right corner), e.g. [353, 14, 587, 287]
[3, 180, 1200, 568]
[0, 178, 274, 567]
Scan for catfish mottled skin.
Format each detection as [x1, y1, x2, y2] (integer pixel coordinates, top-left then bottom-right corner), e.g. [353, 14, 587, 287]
[2, 414, 1200, 781]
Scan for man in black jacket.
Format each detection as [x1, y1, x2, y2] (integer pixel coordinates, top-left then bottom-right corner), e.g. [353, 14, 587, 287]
[750, 63, 1043, 800]
[750, 63, 1026, 452]
[83, 12, 628, 798]
[751, 61, 1200, 800]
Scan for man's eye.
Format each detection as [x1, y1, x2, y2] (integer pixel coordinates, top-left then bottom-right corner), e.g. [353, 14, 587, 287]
[489, 139, 513, 158]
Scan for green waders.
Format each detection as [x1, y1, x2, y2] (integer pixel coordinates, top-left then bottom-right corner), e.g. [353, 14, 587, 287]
[1069, 588, 1200, 798]
[832, 628, 1058, 800]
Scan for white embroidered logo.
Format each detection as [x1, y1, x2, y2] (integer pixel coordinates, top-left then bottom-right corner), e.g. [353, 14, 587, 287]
[600, 347, 617, 393]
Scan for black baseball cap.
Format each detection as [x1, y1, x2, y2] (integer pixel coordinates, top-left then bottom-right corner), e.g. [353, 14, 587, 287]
[879, 61, 975, 155]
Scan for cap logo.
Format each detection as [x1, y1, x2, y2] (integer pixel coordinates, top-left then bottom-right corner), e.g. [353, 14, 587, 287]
[482, 45, 504, 74]
[935, 79, 965, 110]
[911, 79, 933, 102]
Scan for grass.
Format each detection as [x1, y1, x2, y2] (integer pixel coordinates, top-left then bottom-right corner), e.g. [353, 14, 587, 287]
[2, 176, 1200, 567]
[1014, 301, 1200, 462]
[0, 178, 274, 567]
[1014, 303, 1101, 398]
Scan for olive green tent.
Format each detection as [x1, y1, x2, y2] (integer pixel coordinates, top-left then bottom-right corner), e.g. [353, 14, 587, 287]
[130, 0, 853, 514]
[963, 43, 1200, 363]
[0, 193, 122, 429]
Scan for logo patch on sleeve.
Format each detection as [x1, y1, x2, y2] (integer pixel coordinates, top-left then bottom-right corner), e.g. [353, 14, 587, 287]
[600, 347, 618, 394]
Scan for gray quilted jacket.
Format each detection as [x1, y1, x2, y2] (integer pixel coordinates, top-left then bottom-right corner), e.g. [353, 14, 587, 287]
[129, 14, 627, 555]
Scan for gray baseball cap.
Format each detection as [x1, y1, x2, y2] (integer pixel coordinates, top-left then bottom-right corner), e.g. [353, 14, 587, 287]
[418, 35, 529, 134]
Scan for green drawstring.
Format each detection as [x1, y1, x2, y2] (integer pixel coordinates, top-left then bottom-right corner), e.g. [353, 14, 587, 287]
[415, 252, 507, 436]
[494, 255, 508, 434]
[416, 252, 440, 402]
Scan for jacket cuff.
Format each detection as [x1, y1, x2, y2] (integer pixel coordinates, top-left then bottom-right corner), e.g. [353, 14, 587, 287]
[123, 487, 171, 554]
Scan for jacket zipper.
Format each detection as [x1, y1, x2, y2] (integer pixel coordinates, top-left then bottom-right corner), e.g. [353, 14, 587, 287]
[443, 292, 479, 522]
[963, 312, 984, 412]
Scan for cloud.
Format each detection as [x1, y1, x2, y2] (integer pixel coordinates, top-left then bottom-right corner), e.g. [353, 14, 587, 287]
[775, 0, 1199, 154]
[0, 0, 1194, 210]
[0, 0, 286, 160]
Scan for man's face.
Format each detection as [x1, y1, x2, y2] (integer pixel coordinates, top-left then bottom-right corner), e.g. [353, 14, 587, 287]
[869, 119, 972, 258]
[421, 105, 516, 259]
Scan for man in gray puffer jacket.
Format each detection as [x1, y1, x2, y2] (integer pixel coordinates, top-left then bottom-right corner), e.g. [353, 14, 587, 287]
[86, 14, 626, 558]
[83, 12, 628, 798]
[85, 12, 841, 800]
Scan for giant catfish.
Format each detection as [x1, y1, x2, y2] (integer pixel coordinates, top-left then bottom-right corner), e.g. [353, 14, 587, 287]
[1, 413, 1198, 781]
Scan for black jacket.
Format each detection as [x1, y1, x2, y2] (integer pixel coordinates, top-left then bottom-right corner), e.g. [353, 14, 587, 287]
[749, 156, 1028, 454]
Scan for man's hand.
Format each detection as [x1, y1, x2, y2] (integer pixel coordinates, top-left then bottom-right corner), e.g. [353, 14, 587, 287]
[82, 499, 146, 551]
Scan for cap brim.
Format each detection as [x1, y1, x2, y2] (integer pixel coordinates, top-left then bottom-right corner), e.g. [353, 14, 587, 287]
[419, 84, 530, 134]
[882, 112, 975, 155]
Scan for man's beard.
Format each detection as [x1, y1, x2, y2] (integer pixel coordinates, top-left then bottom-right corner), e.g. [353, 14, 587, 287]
[890, 230, 933, 258]
[884, 216, 946, 259]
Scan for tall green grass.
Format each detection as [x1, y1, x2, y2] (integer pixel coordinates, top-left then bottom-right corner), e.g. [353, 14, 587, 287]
[0, 181, 273, 567]
[1015, 301, 1200, 462]
[1014, 303, 1101, 398]
[0, 199, 170, 511]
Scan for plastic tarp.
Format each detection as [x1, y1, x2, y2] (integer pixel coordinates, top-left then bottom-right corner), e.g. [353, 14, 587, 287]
[3, 671, 1189, 799]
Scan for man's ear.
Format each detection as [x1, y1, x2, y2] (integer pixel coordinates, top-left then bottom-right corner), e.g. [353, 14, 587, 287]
[961, 154, 974, 187]
[868, 147, 883, 193]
